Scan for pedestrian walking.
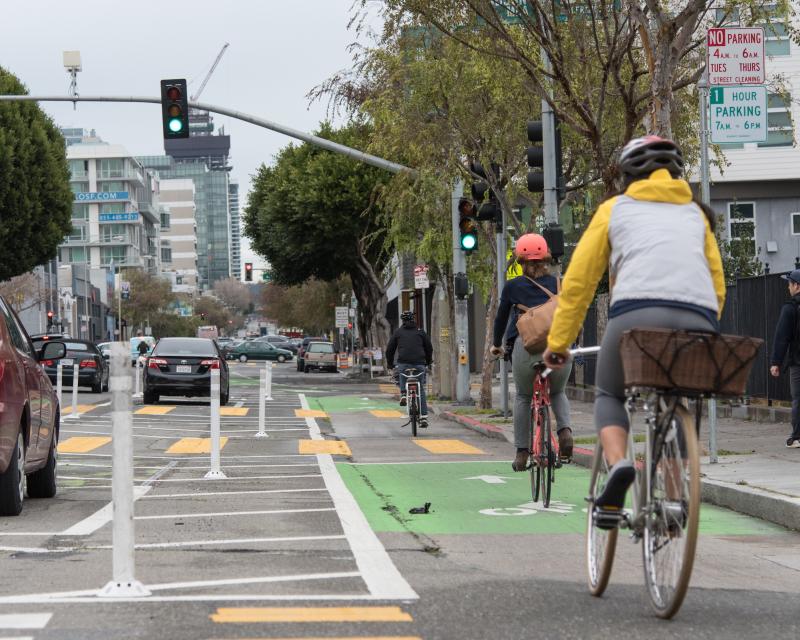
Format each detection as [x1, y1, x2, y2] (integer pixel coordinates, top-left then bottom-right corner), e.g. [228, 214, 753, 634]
[386, 310, 433, 428]
[769, 268, 800, 448]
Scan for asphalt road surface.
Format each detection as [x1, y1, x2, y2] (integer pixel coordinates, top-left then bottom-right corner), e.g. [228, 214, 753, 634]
[0, 361, 797, 639]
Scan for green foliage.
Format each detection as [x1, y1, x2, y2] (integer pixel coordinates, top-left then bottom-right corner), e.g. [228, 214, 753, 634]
[195, 296, 233, 330]
[243, 122, 391, 286]
[149, 313, 202, 339]
[261, 276, 352, 334]
[120, 269, 175, 328]
[0, 67, 72, 280]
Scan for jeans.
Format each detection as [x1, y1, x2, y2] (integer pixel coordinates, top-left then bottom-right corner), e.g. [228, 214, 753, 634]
[790, 365, 800, 441]
[511, 337, 572, 450]
[396, 363, 428, 417]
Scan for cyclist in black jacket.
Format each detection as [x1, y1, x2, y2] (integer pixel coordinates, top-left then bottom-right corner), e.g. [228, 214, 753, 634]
[387, 310, 433, 428]
[770, 269, 800, 448]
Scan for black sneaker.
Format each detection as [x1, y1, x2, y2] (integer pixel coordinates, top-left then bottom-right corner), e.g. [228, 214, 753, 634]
[594, 461, 636, 511]
[419, 419, 428, 429]
[786, 437, 800, 448]
[399, 395, 407, 407]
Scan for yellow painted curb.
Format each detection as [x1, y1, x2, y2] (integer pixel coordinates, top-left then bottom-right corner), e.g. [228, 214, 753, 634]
[412, 439, 484, 455]
[210, 606, 412, 623]
[58, 436, 112, 453]
[62, 404, 96, 415]
[167, 436, 230, 454]
[298, 440, 351, 456]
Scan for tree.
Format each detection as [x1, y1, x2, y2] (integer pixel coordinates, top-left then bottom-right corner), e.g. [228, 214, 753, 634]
[0, 67, 72, 279]
[120, 270, 175, 329]
[244, 123, 393, 348]
[261, 277, 352, 335]
[212, 277, 252, 314]
[195, 296, 233, 330]
[0, 273, 51, 314]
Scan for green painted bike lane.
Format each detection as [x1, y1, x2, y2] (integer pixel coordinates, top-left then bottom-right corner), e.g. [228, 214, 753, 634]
[308, 394, 401, 414]
[337, 461, 783, 536]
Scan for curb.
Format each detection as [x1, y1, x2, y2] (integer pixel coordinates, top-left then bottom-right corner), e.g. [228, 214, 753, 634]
[439, 411, 800, 532]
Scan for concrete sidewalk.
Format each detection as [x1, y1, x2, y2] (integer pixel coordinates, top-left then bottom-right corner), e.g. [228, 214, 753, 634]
[434, 377, 800, 531]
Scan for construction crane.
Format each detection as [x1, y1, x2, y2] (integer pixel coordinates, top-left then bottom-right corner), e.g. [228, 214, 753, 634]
[190, 43, 230, 102]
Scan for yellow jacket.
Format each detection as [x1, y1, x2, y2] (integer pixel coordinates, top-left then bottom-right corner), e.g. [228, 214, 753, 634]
[547, 169, 726, 353]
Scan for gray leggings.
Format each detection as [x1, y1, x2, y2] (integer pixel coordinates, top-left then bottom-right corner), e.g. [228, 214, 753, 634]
[512, 337, 573, 449]
[594, 306, 716, 433]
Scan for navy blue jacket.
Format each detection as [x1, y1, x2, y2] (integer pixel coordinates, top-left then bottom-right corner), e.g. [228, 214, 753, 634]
[770, 294, 800, 366]
[493, 274, 558, 348]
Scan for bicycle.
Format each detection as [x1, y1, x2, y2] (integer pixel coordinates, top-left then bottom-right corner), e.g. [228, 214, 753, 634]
[396, 367, 426, 437]
[530, 345, 600, 507]
[585, 328, 762, 619]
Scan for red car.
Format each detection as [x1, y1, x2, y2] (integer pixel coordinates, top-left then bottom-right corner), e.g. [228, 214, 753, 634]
[0, 296, 66, 516]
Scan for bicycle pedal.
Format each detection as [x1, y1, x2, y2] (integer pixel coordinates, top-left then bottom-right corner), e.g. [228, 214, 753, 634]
[593, 506, 624, 531]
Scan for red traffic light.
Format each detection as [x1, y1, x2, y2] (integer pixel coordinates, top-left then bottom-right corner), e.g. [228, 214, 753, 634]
[47, 311, 54, 319]
[244, 263, 253, 271]
[166, 86, 182, 101]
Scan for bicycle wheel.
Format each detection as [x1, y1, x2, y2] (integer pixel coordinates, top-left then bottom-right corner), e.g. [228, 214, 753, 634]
[642, 403, 700, 619]
[586, 442, 619, 597]
[409, 391, 419, 438]
[541, 407, 553, 508]
[530, 406, 540, 502]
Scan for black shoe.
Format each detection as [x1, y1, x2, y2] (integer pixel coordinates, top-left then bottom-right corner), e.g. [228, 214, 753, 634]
[786, 437, 800, 448]
[594, 461, 636, 511]
[420, 419, 428, 429]
[558, 427, 574, 462]
[512, 450, 529, 472]
[399, 395, 407, 407]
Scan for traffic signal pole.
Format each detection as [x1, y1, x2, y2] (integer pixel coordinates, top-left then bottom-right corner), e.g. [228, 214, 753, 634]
[541, 52, 559, 225]
[451, 180, 471, 403]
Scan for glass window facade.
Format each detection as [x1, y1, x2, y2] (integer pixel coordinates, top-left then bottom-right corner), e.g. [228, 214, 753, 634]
[100, 246, 127, 265]
[99, 203, 126, 214]
[72, 203, 89, 220]
[728, 202, 756, 254]
[759, 92, 794, 148]
[100, 181, 125, 192]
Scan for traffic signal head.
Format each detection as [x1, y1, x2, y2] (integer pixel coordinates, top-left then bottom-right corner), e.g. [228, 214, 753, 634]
[244, 262, 253, 282]
[160, 79, 190, 139]
[459, 212, 478, 252]
[527, 120, 544, 192]
[47, 310, 54, 319]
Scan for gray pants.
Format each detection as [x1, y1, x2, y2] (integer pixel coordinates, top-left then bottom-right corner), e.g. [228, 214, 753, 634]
[594, 306, 716, 433]
[512, 337, 573, 449]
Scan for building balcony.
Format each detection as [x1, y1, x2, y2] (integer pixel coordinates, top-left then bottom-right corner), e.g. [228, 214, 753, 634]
[97, 169, 146, 186]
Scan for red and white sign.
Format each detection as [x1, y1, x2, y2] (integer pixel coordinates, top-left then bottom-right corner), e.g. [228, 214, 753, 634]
[707, 27, 765, 86]
[414, 264, 430, 289]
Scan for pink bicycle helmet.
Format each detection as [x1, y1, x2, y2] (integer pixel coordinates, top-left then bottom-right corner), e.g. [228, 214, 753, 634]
[515, 233, 549, 262]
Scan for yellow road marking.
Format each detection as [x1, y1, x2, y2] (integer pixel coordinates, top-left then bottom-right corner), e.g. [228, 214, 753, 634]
[135, 405, 175, 415]
[58, 436, 112, 453]
[166, 437, 229, 454]
[370, 410, 404, 418]
[413, 439, 484, 455]
[61, 404, 96, 415]
[210, 606, 412, 623]
[220, 407, 249, 416]
[295, 409, 328, 418]
[378, 384, 398, 394]
[217, 637, 421, 640]
[298, 440, 351, 456]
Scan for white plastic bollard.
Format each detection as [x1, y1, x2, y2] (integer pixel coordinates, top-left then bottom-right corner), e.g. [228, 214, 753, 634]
[56, 362, 63, 410]
[255, 367, 268, 438]
[98, 342, 150, 598]
[133, 357, 143, 400]
[205, 368, 226, 479]
[264, 361, 273, 401]
[65, 363, 79, 420]
[709, 397, 718, 464]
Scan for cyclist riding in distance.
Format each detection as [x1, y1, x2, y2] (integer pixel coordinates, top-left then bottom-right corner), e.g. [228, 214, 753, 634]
[543, 136, 726, 512]
[490, 233, 575, 472]
[387, 310, 433, 428]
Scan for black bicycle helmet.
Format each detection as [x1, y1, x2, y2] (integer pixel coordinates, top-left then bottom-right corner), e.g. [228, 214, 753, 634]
[400, 310, 415, 322]
[618, 135, 684, 180]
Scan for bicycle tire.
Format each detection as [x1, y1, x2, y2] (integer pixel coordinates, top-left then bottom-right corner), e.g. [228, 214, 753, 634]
[542, 406, 553, 508]
[642, 403, 700, 619]
[530, 404, 540, 502]
[410, 390, 419, 438]
[586, 442, 619, 597]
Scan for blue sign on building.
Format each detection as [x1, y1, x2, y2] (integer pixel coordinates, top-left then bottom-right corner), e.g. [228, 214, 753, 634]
[98, 212, 139, 222]
[74, 191, 129, 202]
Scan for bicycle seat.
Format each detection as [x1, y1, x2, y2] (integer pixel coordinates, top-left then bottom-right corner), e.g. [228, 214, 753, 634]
[403, 367, 422, 375]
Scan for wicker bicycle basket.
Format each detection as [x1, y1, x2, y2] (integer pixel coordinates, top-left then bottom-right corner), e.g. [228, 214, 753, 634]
[619, 328, 763, 396]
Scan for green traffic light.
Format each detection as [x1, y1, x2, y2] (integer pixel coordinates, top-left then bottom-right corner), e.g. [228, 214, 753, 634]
[168, 118, 184, 133]
[461, 233, 477, 251]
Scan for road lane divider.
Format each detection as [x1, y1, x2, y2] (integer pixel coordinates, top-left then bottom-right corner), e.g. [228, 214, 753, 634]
[256, 367, 268, 438]
[220, 407, 249, 416]
[412, 439, 484, 455]
[135, 406, 176, 415]
[58, 436, 112, 453]
[205, 368, 227, 480]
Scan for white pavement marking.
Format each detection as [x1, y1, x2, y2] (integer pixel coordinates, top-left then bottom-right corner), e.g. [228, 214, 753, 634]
[0, 533, 59, 537]
[59, 461, 176, 536]
[141, 487, 328, 499]
[298, 393, 418, 601]
[108, 534, 346, 550]
[0, 613, 51, 629]
[135, 507, 336, 520]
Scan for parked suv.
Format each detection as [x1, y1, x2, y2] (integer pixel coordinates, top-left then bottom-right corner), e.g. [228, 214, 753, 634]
[0, 296, 66, 515]
[296, 336, 325, 372]
[303, 341, 338, 373]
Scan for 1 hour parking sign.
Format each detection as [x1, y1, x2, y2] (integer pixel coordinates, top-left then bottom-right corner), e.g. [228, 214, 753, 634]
[709, 85, 767, 143]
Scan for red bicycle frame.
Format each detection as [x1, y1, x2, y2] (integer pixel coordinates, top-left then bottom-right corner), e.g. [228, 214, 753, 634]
[531, 367, 560, 461]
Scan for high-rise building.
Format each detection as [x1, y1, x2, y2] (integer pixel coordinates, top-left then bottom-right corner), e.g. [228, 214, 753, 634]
[229, 179, 242, 280]
[139, 114, 232, 290]
[158, 179, 199, 296]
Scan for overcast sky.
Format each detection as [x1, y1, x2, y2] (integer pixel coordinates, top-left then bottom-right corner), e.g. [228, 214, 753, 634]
[0, 0, 381, 271]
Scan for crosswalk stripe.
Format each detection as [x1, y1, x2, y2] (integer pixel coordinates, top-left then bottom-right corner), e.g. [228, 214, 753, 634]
[370, 410, 404, 418]
[295, 409, 328, 418]
[0, 613, 52, 628]
[412, 439, 484, 455]
[220, 407, 249, 416]
[58, 437, 112, 454]
[61, 404, 96, 415]
[224, 637, 421, 640]
[210, 606, 412, 623]
[298, 440, 351, 456]
[135, 406, 176, 415]
[166, 437, 229, 454]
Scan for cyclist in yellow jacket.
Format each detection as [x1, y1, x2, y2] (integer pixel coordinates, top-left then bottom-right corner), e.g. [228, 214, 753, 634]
[543, 136, 726, 512]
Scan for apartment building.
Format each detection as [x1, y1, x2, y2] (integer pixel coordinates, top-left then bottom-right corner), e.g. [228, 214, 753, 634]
[158, 179, 199, 296]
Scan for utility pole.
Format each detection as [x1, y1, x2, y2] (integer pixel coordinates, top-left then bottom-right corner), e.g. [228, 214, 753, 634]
[451, 180, 471, 403]
[496, 210, 508, 417]
[541, 51, 559, 225]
